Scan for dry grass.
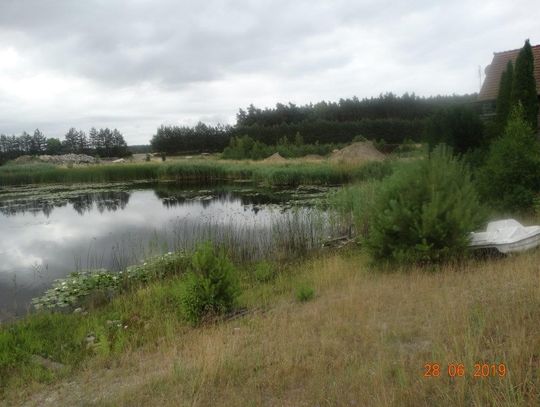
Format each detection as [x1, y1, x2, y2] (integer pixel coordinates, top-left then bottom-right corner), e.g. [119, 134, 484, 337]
[8, 249, 540, 407]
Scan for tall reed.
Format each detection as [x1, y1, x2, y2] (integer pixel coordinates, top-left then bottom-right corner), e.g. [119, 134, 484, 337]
[0, 160, 393, 187]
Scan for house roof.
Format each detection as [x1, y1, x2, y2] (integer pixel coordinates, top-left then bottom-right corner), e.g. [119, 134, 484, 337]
[478, 44, 540, 102]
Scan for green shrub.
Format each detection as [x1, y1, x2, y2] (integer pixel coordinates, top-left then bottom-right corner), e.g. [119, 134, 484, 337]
[353, 135, 368, 142]
[222, 134, 341, 160]
[478, 105, 540, 211]
[394, 138, 417, 154]
[252, 261, 275, 283]
[181, 242, 240, 325]
[373, 138, 388, 152]
[534, 197, 540, 218]
[350, 160, 394, 182]
[296, 284, 315, 302]
[368, 145, 485, 264]
[425, 105, 485, 154]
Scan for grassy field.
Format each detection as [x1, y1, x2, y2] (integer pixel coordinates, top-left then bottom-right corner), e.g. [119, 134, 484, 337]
[2, 248, 539, 406]
[0, 159, 392, 187]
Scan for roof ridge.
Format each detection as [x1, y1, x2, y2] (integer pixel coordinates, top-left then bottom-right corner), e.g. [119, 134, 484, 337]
[479, 43, 540, 101]
[494, 44, 540, 55]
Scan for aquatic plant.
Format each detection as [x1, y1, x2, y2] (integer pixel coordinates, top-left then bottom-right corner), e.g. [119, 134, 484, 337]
[31, 252, 189, 310]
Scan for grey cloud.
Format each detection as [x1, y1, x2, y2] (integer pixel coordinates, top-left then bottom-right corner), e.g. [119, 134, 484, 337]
[1, 0, 346, 87]
[0, 0, 539, 144]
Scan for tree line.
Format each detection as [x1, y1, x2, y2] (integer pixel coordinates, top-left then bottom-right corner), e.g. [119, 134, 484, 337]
[236, 93, 477, 126]
[151, 93, 477, 155]
[150, 123, 232, 155]
[222, 133, 342, 160]
[231, 118, 426, 145]
[0, 127, 130, 163]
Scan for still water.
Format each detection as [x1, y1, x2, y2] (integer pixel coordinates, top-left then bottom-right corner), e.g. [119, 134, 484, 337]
[0, 182, 333, 319]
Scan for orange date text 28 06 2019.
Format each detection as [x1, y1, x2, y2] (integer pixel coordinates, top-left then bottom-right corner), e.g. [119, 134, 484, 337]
[423, 363, 507, 378]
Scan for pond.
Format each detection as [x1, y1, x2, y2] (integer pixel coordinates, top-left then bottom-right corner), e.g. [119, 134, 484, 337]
[0, 182, 338, 320]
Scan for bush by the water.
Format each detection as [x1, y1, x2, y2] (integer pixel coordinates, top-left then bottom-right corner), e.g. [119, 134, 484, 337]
[478, 105, 540, 211]
[365, 146, 484, 264]
[181, 242, 240, 325]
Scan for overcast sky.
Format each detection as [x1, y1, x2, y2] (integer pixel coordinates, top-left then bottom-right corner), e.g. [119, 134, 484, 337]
[0, 0, 538, 145]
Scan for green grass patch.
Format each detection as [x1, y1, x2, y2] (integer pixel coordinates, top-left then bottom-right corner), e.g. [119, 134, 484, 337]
[0, 277, 190, 391]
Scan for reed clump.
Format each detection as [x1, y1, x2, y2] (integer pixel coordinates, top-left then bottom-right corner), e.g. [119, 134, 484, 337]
[0, 160, 393, 187]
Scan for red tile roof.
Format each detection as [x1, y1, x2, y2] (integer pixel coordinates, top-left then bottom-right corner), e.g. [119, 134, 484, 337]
[478, 44, 540, 101]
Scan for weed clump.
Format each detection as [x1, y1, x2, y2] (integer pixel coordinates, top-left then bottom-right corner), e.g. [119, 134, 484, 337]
[181, 242, 240, 325]
[252, 261, 275, 283]
[296, 284, 315, 302]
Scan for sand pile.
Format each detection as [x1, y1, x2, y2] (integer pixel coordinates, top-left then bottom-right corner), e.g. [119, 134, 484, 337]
[263, 152, 287, 163]
[329, 142, 385, 164]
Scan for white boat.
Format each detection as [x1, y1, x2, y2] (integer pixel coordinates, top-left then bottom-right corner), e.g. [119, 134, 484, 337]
[469, 219, 540, 253]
